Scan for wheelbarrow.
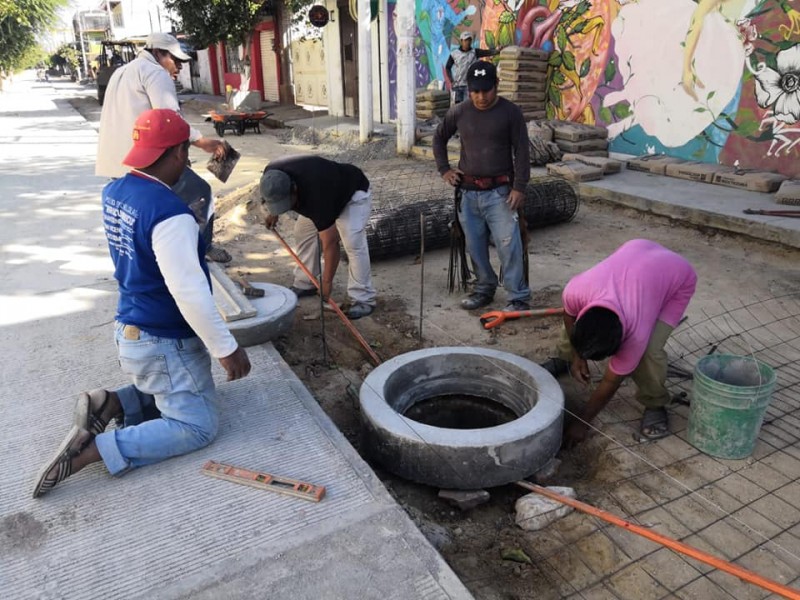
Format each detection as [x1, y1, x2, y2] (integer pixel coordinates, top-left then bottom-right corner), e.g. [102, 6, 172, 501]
[479, 307, 565, 330]
[208, 109, 270, 137]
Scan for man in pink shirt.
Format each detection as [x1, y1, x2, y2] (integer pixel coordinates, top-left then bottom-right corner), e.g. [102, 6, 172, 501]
[542, 239, 697, 446]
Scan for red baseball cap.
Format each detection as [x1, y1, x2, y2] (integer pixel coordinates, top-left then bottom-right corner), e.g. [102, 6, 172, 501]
[123, 108, 190, 169]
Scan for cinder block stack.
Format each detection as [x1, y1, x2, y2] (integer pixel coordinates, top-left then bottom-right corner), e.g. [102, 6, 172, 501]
[497, 46, 549, 121]
[548, 120, 609, 156]
[416, 89, 451, 120]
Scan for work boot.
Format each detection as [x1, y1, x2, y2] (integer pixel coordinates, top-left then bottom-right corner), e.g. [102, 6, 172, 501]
[504, 300, 531, 312]
[540, 358, 570, 378]
[460, 293, 493, 310]
[205, 244, 232, 263]
[346, 302, 374, 320]
[32, 427, 93, 498]
[73, 389, 122, 436]
[289, 285, 317, 298]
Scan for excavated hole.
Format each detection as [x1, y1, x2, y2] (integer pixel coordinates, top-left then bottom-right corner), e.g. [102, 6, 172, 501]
[403, 394, 519, 429]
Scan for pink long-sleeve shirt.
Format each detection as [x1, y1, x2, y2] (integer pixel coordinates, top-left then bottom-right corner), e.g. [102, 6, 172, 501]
[562, 239, 697, 376]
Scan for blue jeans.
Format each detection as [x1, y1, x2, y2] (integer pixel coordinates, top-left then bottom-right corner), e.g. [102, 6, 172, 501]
[453, 86, 468, 104]
[458, 185, 531, 302]
[95, 323, 218, 476]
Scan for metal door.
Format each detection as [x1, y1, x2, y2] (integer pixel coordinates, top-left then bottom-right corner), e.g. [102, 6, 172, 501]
[338, 0, 358, 116]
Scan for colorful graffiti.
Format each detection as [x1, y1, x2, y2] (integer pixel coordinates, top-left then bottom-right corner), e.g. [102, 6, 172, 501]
[405, 0, 800, 177]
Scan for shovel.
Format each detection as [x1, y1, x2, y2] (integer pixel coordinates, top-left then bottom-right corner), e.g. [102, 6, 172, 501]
[479, 307, 564, 330]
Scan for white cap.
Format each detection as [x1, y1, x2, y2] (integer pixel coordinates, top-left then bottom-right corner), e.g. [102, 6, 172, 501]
[460, 31, 473, 41]
[145, 32, 191, 61]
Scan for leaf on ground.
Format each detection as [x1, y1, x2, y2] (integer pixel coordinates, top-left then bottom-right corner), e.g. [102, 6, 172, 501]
[501, 548, 532, 564]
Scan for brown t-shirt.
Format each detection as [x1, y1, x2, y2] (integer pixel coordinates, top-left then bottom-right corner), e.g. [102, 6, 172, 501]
[433, 96, 530, 192]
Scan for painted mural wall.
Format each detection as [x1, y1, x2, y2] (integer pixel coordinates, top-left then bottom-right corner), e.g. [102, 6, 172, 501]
[398, 0, 800, 177]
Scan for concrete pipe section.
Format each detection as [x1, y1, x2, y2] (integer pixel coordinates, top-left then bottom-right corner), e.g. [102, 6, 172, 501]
[226, 283, 297, 347]
[360, 347, 564, 490]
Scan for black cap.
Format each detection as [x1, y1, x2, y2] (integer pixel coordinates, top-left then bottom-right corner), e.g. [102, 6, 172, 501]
[466, 60, 497, 92]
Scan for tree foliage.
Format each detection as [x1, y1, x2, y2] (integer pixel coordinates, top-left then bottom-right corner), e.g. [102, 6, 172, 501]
[0, 0, 66, 70]
[55, 43, 80, 73]
[164, 0, 315, 48]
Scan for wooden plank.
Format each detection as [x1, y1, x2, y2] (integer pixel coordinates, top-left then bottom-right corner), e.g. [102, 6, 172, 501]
[208, 262, 257, 322]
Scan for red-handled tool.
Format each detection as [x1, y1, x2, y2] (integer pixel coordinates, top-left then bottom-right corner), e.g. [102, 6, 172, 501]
[479, 307, 564, 330]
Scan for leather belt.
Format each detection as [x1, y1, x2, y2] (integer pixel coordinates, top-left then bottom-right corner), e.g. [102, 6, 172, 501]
[460, 174, 511, 190]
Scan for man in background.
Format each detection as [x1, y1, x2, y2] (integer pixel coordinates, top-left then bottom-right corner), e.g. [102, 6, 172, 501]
[95, 32, 231, 263]
[446, 32, 501, 104]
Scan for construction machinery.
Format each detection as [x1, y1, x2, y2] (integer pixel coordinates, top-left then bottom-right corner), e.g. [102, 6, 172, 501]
[96, 40, 137, 105]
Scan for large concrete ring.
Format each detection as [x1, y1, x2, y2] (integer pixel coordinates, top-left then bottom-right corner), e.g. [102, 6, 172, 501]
[226, 283, 297, 347]
[360, 347, 564, 489]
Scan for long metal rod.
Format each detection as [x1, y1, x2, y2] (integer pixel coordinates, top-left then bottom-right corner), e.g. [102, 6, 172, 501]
[315, 234, 328, 365]
[516, 481, 800, 600]
[272, 229, 381, 366]
[419, 212, 425, 344]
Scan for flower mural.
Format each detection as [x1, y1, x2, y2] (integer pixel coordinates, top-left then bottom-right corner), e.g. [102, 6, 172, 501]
[736, 17, 757, 56]
[752, 44, 800, 124]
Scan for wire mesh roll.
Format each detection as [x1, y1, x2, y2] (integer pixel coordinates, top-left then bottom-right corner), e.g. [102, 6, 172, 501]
[366, 200, 453, 261]
[523, 176, 579, 227]
[365, 176, 578, 260]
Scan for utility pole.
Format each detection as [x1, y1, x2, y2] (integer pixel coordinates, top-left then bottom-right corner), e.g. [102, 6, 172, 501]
[395, 0, 416, 154]
[357, 0, 373, 143]
[105, 1, 114, 39]
[77, 13, 87, 80]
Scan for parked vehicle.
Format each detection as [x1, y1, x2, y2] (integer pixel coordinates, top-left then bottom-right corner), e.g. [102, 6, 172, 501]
[96, 41, 137, 104]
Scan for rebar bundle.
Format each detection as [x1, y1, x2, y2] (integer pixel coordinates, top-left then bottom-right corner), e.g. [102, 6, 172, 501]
[361, 161, 579, 261]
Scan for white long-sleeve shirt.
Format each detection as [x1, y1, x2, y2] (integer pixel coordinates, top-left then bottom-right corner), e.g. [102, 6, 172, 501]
[95, 50, 202, 178]
[152, 213, 237, 358]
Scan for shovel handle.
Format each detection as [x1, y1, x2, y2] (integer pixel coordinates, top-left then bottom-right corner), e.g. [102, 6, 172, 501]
[480, 307, 565, 330]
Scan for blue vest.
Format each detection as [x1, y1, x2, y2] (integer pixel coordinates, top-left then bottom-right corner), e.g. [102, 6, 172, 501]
[102, 173, 210, 338]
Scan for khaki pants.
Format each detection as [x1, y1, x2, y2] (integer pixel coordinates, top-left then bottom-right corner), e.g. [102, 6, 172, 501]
[557, 320, 673, 408]
[292, 189, 376, 306]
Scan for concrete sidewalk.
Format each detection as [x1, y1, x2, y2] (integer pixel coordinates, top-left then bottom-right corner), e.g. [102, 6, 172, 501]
[0, 75, 471, 600]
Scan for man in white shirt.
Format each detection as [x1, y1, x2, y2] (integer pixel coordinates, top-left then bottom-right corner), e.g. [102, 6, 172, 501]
[95, 32, 232, 263]
[34, 109, 251, 498]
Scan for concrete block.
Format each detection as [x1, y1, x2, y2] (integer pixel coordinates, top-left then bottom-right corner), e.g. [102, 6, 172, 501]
[438, 488, 491, 511]
[515, 486, 576, 531]
[531, 457, 561, 484]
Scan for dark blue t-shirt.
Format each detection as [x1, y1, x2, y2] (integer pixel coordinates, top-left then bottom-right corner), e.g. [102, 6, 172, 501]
[102, 173, 210, 338]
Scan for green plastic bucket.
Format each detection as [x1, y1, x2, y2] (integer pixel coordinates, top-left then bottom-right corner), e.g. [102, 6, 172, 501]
[688, 354, 776, 459]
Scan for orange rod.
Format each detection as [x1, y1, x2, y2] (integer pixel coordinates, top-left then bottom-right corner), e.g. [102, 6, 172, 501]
[272, 229, 381, 366]
[516, 481, 800, 600]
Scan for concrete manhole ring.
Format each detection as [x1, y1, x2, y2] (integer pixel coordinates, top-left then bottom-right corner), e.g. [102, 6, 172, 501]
[360, 347, 564, 489]
[226, 283, 297, 347]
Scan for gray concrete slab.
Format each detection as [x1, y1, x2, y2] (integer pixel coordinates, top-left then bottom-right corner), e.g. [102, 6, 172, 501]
[572, 168, 800, 249]
[2, 300, 469, 599]
[0, 74, 472, 600]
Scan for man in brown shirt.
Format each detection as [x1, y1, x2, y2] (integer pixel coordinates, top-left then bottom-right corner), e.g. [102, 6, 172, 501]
[433, 60, 531, 311]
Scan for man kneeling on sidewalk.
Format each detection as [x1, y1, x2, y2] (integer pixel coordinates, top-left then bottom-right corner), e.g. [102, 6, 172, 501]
[541, 239, 696, 447]
[33, 109, 250, 498]
[259, 155, 377, 320]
